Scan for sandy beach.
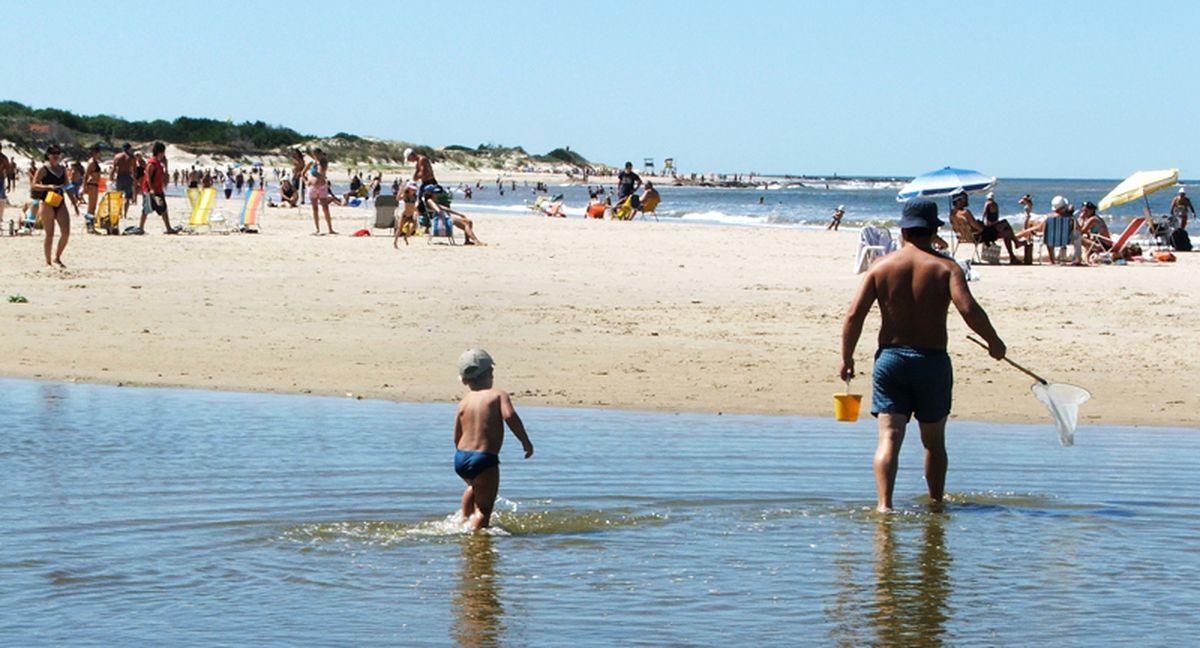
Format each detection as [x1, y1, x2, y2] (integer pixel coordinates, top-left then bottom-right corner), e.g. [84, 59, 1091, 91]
[0, 183, 1195, 429]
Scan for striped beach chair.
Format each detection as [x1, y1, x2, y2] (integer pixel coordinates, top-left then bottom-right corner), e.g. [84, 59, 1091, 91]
[186, 187, 218, 233]
[239, 188, 264, 232]
[94, 191, 123, 235]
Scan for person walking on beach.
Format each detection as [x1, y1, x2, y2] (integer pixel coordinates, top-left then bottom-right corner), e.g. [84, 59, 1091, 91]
[111, 143, 136, 220]
[290, 149, 306, 205]
[841, 198, 1006, 512]
[31, 144, 72, 268]
[0, 145, 10, 224]
[453, 349, 534, 531]
[140, 142, 180, 235]
[82, 144, 102, 233]
[827, 205, 846, 231]
[1170, 188, 1194, 229]
[306, 148, 337, 235]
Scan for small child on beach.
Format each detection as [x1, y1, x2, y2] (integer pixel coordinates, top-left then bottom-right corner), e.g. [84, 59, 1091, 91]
[454, 349, 533, 530]
[393, 181, 420, 248]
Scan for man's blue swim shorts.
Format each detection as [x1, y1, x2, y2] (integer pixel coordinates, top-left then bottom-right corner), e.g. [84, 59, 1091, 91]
[871, 346, 953, 422]
[455, 449, 499, 480]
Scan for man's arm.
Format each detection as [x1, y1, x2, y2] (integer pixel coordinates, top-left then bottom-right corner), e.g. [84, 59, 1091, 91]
[840, 272, 878, 380]
[948, 263, 1006, 359]
[499, 392, 533, 458]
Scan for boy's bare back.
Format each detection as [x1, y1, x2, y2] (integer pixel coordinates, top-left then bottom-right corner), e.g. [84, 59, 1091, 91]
[455, 388, 512, 454]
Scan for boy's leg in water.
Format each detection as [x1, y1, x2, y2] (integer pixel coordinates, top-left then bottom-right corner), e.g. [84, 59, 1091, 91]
[468, 466, 500, 530]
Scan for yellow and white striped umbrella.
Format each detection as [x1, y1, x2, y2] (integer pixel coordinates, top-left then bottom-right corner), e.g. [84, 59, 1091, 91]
[1098, 168, 1179, 211]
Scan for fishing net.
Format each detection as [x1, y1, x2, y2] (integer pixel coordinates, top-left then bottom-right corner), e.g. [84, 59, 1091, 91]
[1031, 383, 1091, 446]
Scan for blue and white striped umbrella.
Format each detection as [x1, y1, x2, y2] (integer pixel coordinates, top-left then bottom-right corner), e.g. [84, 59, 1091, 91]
[896, 166, 997, 202]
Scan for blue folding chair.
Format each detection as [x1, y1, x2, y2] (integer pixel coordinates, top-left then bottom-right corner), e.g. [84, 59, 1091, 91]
[1042, 215, 1075, 264]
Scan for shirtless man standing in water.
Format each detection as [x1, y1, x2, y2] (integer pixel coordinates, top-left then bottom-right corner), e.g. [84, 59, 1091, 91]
[841, 198, 1006, 512]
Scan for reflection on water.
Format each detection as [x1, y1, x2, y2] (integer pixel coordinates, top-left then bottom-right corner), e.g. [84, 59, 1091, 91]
[3, 379, 1199, 646]
[453, 533, 504, 647]
[870, 513, 952, 647]
[827, 512, 952, 647]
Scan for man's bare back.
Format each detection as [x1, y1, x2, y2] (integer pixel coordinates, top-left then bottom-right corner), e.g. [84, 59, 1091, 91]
[865, 246, 957, 350]
[112, 151, 134, 176]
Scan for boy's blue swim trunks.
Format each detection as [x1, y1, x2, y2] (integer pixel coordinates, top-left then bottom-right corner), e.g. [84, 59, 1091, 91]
[871, 346, 953, 422]
[455, 449, 499, 480]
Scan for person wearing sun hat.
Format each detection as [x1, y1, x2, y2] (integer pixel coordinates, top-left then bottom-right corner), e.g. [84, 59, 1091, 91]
[1170, 187, 1194, 229]
[841, 197, 1007, 512]
[827, 204, 846, 231]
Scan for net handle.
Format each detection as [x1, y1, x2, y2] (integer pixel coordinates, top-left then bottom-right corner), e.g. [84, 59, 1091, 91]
[966, 336, 1048, 385]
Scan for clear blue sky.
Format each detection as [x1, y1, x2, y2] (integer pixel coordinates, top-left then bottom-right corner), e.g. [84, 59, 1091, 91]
[5, 1, 1196, 179]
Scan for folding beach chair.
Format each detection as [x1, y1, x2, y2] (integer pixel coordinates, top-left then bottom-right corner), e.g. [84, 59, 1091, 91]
[635, 193, 660, 221]
[238, 188, 264, 232]
[186, 187, 201, 212]
[854, 225, 896, 274]
[1086, 217, 1145, 262]
[1042, 215, 1075, 264]
[949, 215, 987, 262]
[186, 187, 218, 233]
[427, 211, 457, 245]
[94, 191, 123, 235]
[371, 194, 398, 234]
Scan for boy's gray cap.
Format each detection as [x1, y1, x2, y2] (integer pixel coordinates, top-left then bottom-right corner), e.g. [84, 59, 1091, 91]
[458, 349, 495, 379]
[899, 198, 943, 229]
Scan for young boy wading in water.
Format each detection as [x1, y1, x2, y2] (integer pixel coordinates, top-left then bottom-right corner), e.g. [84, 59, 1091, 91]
[454, 349, 534, 530]
[840, 199, 1006, 512]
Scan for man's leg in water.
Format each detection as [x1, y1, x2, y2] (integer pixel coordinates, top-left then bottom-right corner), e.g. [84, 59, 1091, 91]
[468, 466, 500, 530]
[874, 413, 908, 512]
[919, 417, 948, 504]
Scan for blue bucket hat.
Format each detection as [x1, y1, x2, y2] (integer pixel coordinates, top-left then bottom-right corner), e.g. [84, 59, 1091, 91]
[898, 198, 943, 229]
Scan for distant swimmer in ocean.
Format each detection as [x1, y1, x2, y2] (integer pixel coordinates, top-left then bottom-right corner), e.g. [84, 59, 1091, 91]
[453, 349, 534, 530]
[841, 198, 1007, 512]
[827, 205, 845, 231]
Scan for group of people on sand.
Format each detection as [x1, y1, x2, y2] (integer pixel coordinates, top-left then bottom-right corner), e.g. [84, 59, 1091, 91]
[391, 148, 484, 247]
[4, 141, 182, 268]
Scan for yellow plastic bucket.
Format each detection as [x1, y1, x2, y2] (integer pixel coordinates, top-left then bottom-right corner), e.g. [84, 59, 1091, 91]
[43, 190, 63, 207]
[833, 393, 862, 422]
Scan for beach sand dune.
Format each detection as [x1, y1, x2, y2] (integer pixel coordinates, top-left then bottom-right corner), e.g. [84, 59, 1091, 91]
[1, 193, 1195, 428]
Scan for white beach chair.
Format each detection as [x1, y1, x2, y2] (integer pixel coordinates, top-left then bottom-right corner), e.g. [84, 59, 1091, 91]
[854, 225, 896, 274]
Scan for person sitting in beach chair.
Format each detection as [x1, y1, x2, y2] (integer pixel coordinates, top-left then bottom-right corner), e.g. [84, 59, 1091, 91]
[421, 184, 484, 245]
[945, 192, 1022, 262]
[950, 192, 1025, 264]
[1076, 201, 1113, 263]
[342, 174, 367, 205]
[634, 182, 661, 220]
[536, 194, 567, 218]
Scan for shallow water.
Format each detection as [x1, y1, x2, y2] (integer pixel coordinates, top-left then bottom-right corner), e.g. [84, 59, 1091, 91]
[2, 378, 1197, 646]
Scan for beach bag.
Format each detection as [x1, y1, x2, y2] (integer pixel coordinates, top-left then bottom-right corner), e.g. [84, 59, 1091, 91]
[1170, 228, 1192, 251]
[980, 244, 1001, 264]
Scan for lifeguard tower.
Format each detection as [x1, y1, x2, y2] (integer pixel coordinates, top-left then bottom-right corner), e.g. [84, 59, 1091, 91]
[643, 157, 655, 175]
[662, 158, 675, 177]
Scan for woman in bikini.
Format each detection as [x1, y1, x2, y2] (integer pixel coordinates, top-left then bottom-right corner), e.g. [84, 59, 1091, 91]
[83, 144, 102, 232]
[307, 148, 337, 235]
[32, 144, 71, 268]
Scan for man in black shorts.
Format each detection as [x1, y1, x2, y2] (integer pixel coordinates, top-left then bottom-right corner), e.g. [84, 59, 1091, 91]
[616, 161, 642, 210]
